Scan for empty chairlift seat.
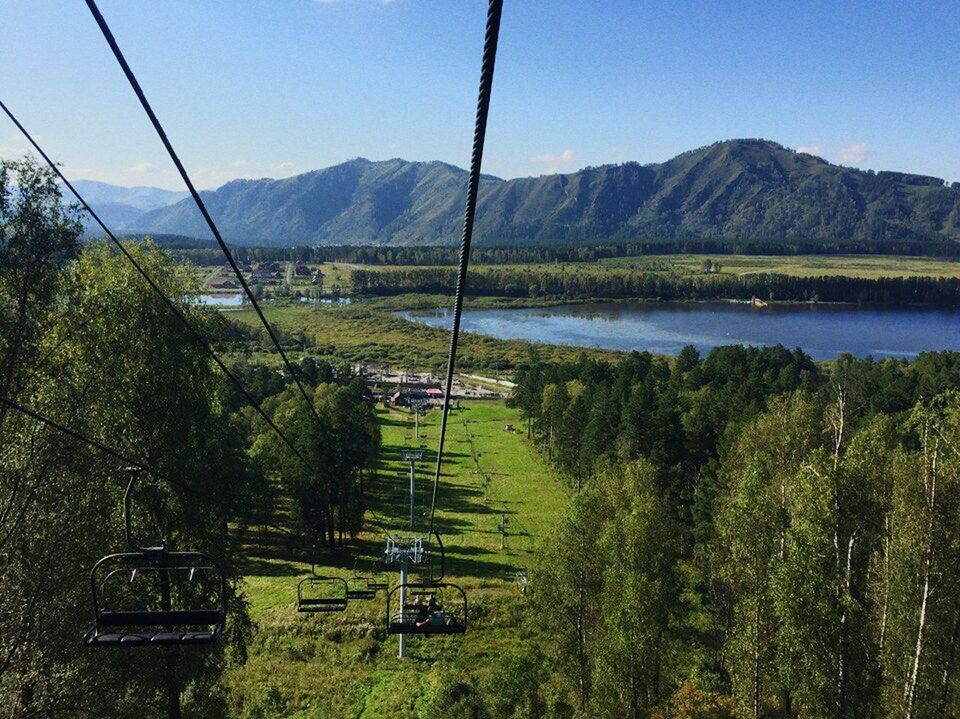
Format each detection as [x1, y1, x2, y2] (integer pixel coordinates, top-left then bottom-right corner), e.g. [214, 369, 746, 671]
[346, 580, 377, 601]
[297, 573, 348, 613]
[365, 558, 389, 592]
[85, 472, 227, 648]
[347, 559, 383, 600]
[86, 551, 226, 647]
[366, 576, 389, 592]
[386, 583, 467, 635]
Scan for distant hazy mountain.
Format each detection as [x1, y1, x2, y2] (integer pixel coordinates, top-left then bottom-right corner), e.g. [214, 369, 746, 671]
[71, 180, 188, 211]
[121, 140, 959, 248]
[68, 180, 188, 237]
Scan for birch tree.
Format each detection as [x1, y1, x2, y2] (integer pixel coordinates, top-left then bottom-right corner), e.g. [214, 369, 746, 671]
[715, 393, 820, 718]
[881, 396, 960, 718]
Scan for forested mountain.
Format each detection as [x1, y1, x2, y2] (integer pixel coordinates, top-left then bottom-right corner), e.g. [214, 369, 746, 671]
[122, 139, 960, 248]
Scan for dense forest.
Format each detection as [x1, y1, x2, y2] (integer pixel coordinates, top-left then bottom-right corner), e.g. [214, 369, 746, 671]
[352, 266, 960, 306]
[0, 160, 380, 716]
[504, 345, 960, 718]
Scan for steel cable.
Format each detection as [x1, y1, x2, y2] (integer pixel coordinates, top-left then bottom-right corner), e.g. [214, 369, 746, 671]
[428, 0, 504, 536]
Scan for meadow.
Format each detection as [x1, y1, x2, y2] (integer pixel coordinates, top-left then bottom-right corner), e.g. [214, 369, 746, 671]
[228, 301, 619, 372]
[317, 253, 960, 284]
[597, 253, 960, 279]
[199, 255, 960, 304]
[225, 401, 567, 718]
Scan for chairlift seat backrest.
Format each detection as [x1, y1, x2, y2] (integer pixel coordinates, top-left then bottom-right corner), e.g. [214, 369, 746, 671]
[86, 550, 227, 648]
[297, 575, 348, 613]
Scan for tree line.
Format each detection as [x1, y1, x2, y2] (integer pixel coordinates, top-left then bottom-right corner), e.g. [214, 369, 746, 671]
[507, 345, 960, 718]
[352, 266, 960, 306]
[170, 238, 960, 268]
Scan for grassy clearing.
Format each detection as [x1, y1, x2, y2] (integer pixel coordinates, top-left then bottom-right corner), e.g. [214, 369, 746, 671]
[372, 402, 565, 579]
[596, 253, 960, 279]
[336, 254, 960, 282]
[225, 401, 567, 718]
[229, 302, 619, 371]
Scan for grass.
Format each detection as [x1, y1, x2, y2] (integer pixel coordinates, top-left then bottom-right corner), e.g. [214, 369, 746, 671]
[332, 253, 960, 283]
[228, 301, 620, 372]
[225, 401, 568, 718]
[596, 253, 960, 279]
[372, 402, 565, 578]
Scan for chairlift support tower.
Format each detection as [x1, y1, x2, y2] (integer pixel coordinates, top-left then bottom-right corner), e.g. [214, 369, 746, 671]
[384, 535, 425, 658]
[401, 449, 424, 530]
[410, 399, 427, 439]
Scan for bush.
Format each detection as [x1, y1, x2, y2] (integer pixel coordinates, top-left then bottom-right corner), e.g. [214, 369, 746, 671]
[246, 684, 289, 719]
[653, 684, 736, 719]
[429, 677, 489, 719]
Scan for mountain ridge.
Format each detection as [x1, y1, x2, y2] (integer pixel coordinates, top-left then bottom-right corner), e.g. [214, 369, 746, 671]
[94, 139, 960, 248]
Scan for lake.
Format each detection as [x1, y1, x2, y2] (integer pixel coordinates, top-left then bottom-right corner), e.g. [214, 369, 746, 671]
[399, 302, 960, 360]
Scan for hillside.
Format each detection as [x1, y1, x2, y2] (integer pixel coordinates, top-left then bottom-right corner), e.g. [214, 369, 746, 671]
[123, 139, 960, 248]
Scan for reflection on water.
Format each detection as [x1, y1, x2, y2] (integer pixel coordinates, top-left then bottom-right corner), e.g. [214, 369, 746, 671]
[196, 294, 353, 308]
[197, 294, 244, 307]
[400, 302, 960, 360]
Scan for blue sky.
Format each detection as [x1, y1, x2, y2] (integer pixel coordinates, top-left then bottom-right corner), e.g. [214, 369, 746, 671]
[1, 0, 958, 189]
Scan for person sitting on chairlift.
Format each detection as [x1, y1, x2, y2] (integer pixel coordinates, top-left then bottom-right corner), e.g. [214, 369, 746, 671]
[414, 597, 431, 628]
[427, 595, 448, 626]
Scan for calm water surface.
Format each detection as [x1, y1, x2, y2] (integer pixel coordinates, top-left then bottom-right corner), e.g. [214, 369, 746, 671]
[197, 294, 353, 308]
[198, 293, 245, 307]
[400, 302, 960, 360]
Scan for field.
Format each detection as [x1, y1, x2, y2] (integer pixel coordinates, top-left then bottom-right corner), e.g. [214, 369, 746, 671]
[196, 255, 960, 300]
[225, 401, 567, 718]
[597, 253, 960, 279]
[227, 301, 619, 372]
[333, 253, 960, 280]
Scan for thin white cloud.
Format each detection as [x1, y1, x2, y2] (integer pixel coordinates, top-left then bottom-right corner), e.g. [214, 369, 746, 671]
[316, 0, 395, 5]
[837, 142, 869, 165]
[532, 148, 575, 174]
[0, 134, 36, 159]
[128, 161, 157, 174]
[795, 145, 824, 158]
[273, 161, 298, 178]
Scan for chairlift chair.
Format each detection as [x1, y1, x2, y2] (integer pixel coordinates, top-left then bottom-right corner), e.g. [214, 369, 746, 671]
[346, 557, 384, 599]
[347, 582, 377, 601]
[85, 472, 227, 647]
[383, 533, 466, 635]
[296, 566, 348, 613]
[386, 582, 467, 635]
[365, 557, 389, 592]
[346, 566, 376, 601]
